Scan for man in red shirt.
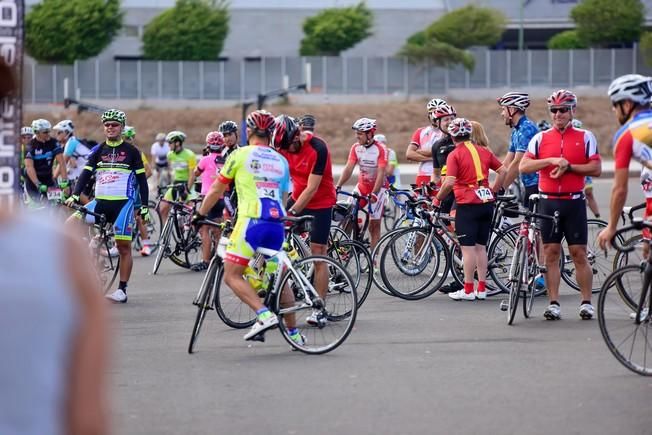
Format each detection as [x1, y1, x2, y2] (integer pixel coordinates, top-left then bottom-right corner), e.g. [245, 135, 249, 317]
[406, 98, 447, 186]
[435, 118, 506, 301]
[520, 89, 602, 320]
[273, 115, 336, 326]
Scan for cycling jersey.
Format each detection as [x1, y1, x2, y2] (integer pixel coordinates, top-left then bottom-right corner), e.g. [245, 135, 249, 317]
[613, 109, 652, 170]
[167, 149, 196, 182]
[410, 126, 443, 177]
[347, 141, 387, 196]
[197, 152, 220, 195]
[431, 134, 455, 177]
[218, 144, 290, 220]
[63, 136, 91, 180]
[151, 141, 170, 165]
[386, 148, 401, 187]
[525, 126, 600, 194]
[279, 133, 336, 210]
[25, 137, 62, 184]
[507, 115, 539, 188]
[445, 141, 503, 205]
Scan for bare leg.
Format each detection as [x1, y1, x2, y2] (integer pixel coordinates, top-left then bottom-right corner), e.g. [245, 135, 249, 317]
[585, 188, 600, 218]
[460, 245, 478, 284]
[474, 244, 488, 282]
[568, 244, 593, 303]
[116, 240, 133, 283]
[543, 243, 562, 302]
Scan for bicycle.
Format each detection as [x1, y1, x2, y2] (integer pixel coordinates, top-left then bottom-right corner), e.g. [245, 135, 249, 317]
[598, 220, 652, 375]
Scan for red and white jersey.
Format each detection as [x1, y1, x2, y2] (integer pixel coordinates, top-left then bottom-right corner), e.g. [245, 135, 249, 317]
[347, 141, 388, 196]
[410, 125, 443, 176]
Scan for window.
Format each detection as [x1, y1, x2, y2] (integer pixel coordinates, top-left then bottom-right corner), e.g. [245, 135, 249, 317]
[121, 25, 140, 38]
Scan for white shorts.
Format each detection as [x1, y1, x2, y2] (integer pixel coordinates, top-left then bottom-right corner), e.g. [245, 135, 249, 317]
[352, 187, 387, 221]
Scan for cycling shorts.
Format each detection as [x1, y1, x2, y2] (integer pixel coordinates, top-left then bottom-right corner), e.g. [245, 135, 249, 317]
[522, 185, 539, 211]
[225, 217, 285, 266]
[455, 202, 494, 246]
[163, 184, 197, 202]
[287, 200, 332, 246]
[155, 161, 168, 169]
[351, 187, 387, 220]
[539, 197, 587, 245]
[77, 199, 135, 241]
[207, 199, 225, 221]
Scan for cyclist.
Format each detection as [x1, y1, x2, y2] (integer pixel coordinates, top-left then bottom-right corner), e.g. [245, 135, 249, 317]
[53, 120, 90, 196]
[23, 119, 68, 202]
[497, 92, 540, 209]
[66, 109, 150, 303]
[298, 114, 316, 133]
[19, 126, 33, 187]
[159, 131, 197, 228]
[151, 132, 170, 187]
[123, 126, 154, 256]
[218, 120, 240, 215]
[375, 134, 401, 188]
[538, 120, 551, 132]
[190, 131, 227, 272]
[520, 90, 602, 320]
[598, 75, 652, 258]
[570, 119, 602, 219]
[336, 117, 387, 250]
[434, 118, 506, 301]
[407, 99, 447, 186]
[195, 110, 299, 342]
[273, 114, 336, 326]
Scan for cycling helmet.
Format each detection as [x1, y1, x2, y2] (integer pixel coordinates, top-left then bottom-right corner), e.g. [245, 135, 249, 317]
[246, 110, 275, 137]
[298, 114, 316, 130]
[101, 109, 126, 125]
[426, 98, 447, 112]
[31, 119, 51, 133]
[123, 125, 136, 139]
[608, 74, 652, 105]
[20, 126, 33, 136]
[571, 119, 583, 129]
[497, 92, 530, 111]
[155, 132, 166, 141]
[374, 134, 387, 144]
[205, 131, 225, 151]
[547, 89, 577, 107]
[218, 120, 239, 135]
[53, 119, 74, 135]
[272, 115, 300, 150]
[166, 130, 186, 143]
[537, 120, 551, 131]
[428, 101, 456, 122]
[352, 117, 377, 133]
[447, 117, 473, 138]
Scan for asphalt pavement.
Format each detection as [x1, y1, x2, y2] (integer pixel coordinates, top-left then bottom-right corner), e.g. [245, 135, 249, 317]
[110, 178, 652, 435]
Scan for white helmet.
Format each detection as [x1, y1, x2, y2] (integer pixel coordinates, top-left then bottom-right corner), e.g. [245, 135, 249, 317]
[608, 74, 652, 105]
[20, 126, 33, 136]
[426, 98, 447, 112]
[53, 119, 74, 135]
[31, 119, 51, 133]
[373, 134, 387, 144]
[166, 130, 187, 143]
[352, 117, 376, 132]
[155, 132, 166, 141]
[497, 92, 531, 111]
[448, 118, 473, 138]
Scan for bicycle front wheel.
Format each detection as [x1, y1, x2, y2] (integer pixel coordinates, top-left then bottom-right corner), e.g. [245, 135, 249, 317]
[275, 255, 357, 354]
[214, 264, 256, 329]
[508, 239, 526, 325]
[188, 258, 220, 354]
[152, 218, 173, 274]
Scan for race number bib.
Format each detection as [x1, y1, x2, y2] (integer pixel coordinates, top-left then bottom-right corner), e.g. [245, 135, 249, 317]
[474, 187, 494, 202]
[47, 188, 63, 201]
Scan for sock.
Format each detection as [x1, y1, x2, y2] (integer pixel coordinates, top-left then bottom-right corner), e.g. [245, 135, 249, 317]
[256, 307, 270, 319]
[119, 281, 127, 292]
[581, 300, 591, 305]
[288, 327, 299, 336]
[477, 281, 486, 293]
[464, 282, 474, 295]
[550, 300, 560, 306]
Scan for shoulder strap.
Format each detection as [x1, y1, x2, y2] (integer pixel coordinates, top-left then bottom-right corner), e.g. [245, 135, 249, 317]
[462, 141, 485, 183]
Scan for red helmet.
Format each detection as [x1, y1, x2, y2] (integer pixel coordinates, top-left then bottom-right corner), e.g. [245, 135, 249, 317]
[246, 110, 275, 137]
[447, 117, 473, 138]
[272, 115, 300, 150]
[547, 89, 577, 107]
[205, 131, 225, 151]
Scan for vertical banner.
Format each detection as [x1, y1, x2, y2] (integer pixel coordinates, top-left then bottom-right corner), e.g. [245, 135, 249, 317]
[0, 0, 24, 210]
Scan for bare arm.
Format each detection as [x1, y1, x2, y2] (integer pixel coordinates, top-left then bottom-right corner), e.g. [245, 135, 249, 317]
[144, 161, 152, 179]
[519, 154, 558, 174]
[336, 161, 355, 188]
[430, 167, 441, 184]
[502, 151, 523, 188]
[492, 166, 508, 192]
[568, 159, 601, 177]
[199, 180, 228, 215]
[290, 173, 322, 213]
[372, 166, 386, 195]
[436, 176, 455, 201]
[56, 154, 68, 182]
[24, 158, 39, 186]
[406, 144, 431, 162]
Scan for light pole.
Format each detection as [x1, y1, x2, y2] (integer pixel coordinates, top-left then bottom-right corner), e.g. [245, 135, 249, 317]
[518, 0, 525, 50]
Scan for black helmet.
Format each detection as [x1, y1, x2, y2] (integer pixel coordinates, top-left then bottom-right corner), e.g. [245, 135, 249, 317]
[272, 115, 300, 150]
[218, 120, 238, 135]
[298, 114, 316, 130]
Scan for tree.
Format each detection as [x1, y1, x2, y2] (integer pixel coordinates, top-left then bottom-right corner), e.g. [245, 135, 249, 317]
[547, 30, 587, 49]
[300, 3, 373, 56]
[26, 0, 122, 64]
[571, 0, 644, 47]
[640, 32, 652, 67]
[143, 0, 229, 60]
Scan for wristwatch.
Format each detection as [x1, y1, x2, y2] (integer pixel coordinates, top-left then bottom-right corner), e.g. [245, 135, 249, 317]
[567, 164, 573, 172]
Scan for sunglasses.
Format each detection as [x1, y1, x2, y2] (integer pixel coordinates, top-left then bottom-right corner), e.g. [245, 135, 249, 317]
[103, 122, 121, 128]
[549, 107, 570, 114]
[37, 130, 50, 134]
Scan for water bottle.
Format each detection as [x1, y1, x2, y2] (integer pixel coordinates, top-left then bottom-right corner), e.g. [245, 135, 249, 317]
[283, 242, 299, 262]
[243, 265, 263, 291]
[261, 259, 279, 295]
[216, 236, 229, 258]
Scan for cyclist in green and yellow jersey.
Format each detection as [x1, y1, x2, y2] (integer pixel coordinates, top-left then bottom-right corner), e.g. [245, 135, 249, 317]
[159, 130, 197, 227]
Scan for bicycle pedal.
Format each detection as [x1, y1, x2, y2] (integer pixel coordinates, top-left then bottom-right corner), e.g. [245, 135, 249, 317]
[538, 266, 547, 273]
[249, 333, 266, 343]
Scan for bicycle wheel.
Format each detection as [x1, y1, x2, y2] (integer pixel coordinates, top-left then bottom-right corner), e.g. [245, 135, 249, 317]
[370, 227, 406, 296]
[449, 242, 503, 297]
[383, 201, 397, 232]
[613, 235, 647, 270]
[188, 257, 219, 354]
[275, 255, 357, 354]
[214, 264, 256, 329]
[508, 239, 526, 325]
[598, 264, 652, 375]
[488, 224, 520, 294]
[379, 227, 450, 300]
[328, 239, 372, 308]
[523, 249, 537, 319]
[152, 218, 173, 274]
[98, 250, 120, 294]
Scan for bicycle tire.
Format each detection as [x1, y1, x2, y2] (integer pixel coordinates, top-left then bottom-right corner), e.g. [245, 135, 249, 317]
[214, 264, 256, 329]
[275, 255, 357, 354]
[598, 264, 652, 376]
[328, 239, 373, 308]
[508, 240, 525, 325]
[487, 223, 520, 294]
[188, 258, 219, 353]
[612, 235, 646, 271]
[152, 218, 173, 274]
[523, 248, 536, 318]
[383, 201, 397, 232]
[369, 227, 407, 296]
[449, 241, 503, 297]
[100, 254, 120, 295]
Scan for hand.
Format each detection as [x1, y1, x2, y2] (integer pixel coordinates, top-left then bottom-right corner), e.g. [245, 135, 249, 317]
[38, 183, 48, 193]
[65, 194, 80, 207]
[335, 185, 341, 193]
[58, 179, 69, 189]
[370, 193, 378, 203]
[139, 206, 151, 222]
[597, 226, 616, 251]
[191, 212, 206, 226]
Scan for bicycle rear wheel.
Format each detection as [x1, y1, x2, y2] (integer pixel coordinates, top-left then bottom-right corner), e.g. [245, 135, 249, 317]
[152, 218, 172, 274]
[370, 227, 405, 296]
[612, 235, 647, 270]
[523, 250, 537, 318]
[508, 240, 526, 325]
[275, 255, 357, 354]
[328, 239, 372, 308]
[214, 265, 256, 329]
[188, 258, 219, 353]
[99, 251, 120, 294]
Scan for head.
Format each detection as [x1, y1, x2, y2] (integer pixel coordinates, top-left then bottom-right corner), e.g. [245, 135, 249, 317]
[155, 132, 166, 144]
[246, 110, 275, 145]
[122, 125, 136, 143]
[547, 89, 577, 130]
[166, 131, 187, 152]
[101, 109, 126, 141]
[470, 121, 489, 147]
[272, 115, 301, 153]
[427, 99, 456, 134]
[537, 119, 551, 132]
[53, 119, 74, 144]
[608, 74, 652, 125]
[205, 131, 225, 153]
[373, 134, 387, 146]
[20, 126, 33, 145]
[497, 92, 530, 128]
[298, 114, 316, 132]
[352, 117, 377, 146]
[218, 120, 239, 148]
[31, 119, 52, 142]
[447, 117, 473, 143]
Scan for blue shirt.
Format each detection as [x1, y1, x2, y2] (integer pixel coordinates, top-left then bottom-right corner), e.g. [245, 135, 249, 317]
[508, 115, 539, 187]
